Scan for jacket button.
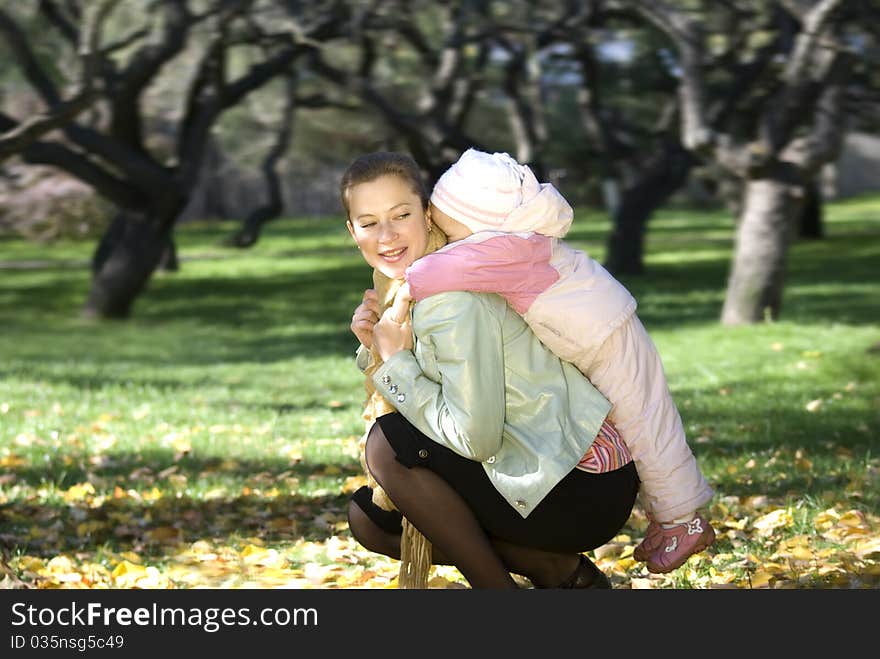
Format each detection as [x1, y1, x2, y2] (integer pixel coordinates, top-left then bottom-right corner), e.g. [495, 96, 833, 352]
[486, 456, 496, 464]
[389, 384, 398, 394]
[515, 499, 527, 508]
[396, 393, 406, 403]
[418, 449, 429, 459]
[382, 375, 391, 385]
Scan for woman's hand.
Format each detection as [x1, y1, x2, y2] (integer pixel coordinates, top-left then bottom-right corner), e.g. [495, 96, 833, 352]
[351, 288, 380, 349]
[373, 284, 413, 362]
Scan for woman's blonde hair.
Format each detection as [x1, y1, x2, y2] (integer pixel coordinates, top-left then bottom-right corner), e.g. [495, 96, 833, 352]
[340, 152, 429, 217]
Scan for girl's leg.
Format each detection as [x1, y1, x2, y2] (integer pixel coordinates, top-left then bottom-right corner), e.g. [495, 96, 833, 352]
[364, 423, 517, 589]
[587, 315, 713, 522]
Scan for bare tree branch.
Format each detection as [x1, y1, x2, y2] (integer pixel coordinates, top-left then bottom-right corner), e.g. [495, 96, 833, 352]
[18, 140, 144, 209]
[38, 0, 79, 44]
[0, 91, 98, 161]
[630, 0, 713, 152]
[393, 4, 439, 68]
[177, 3, 345, 188]
[0, 0, 118, 160]
[781, 55, 852, 172]
[229, 70, 299, 247]
[782, 0, 844, 86]
[499, 40, 546, 166]
[78, 0, 122, 84]
[0, 8, 63, 106]
[110, 0, 194, 148]
[306, 2, 488, 177]
[100, 27, 150, 58]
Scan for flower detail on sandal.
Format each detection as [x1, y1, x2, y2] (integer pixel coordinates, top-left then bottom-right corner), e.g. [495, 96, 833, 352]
[634, 513, 716, 573]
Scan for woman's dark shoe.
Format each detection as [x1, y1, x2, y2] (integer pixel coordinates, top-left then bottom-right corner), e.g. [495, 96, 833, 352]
[557, 554, 611, 589]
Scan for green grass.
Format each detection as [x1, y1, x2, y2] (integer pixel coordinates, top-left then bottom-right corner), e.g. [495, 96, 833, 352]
[0, 194, 878, 589]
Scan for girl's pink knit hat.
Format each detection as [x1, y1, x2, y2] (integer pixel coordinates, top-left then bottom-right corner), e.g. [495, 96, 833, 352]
[430, 148, 573, 237]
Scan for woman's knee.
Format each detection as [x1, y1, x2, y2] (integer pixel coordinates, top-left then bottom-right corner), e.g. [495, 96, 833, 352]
[347, 499, 400, 558]
[364, 422, 401, 485]
[347, 498, 374, 548]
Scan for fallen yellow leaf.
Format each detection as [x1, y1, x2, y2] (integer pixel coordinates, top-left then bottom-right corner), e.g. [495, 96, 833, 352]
[752, 509, 793, 536]
[112, 560, 148, 587]
[0, 454, 27, 468]
[789, 546, 814, 562]
[46, 555, 76, 573]
[852, 537, 880, 559]
[813, 509, 840, 531]
[62, 482, 96, 503]
[748, 570, 772, 588]
[17, 556, 45, 572]
[839, 510, 869, 528]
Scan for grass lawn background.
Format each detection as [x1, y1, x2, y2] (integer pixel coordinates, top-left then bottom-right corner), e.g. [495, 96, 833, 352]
[0, 194, 878, 589]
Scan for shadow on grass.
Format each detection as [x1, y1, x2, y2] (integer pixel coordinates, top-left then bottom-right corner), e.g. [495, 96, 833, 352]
[3, 448, 361, 490]
[618, 232, 880, 328]
[706, 471, 859, 505]
[676, 385, 879, 509]
[0, 248, 368, 317]
[0, 451, 363, 559]
[1, 324, 358, 371]
[681, 404, 879, 456]
[0, 262, 372, 365]
[0, 490, 353, 560]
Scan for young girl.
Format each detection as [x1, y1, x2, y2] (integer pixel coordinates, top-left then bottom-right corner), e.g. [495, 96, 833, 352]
[405, 148, 716, 573]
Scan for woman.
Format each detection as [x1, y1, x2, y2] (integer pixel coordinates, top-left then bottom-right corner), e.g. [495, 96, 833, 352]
[343, 152, 639, 589]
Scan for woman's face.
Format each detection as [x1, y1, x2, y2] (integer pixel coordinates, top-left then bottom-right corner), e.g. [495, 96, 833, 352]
[347, 175, 430, 280]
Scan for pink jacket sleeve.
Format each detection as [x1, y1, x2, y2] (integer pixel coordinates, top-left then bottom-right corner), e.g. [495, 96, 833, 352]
[406, 233, 559, 314]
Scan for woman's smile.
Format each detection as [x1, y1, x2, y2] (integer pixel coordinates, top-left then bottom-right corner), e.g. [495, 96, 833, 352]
[379, 246, 408, 262]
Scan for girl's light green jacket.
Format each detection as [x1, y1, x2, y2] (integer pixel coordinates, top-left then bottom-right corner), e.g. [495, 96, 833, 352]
[365, 290, 612, 519]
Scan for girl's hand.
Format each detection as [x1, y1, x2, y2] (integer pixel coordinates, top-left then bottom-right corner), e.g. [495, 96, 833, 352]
[351, 288, 380, 349]
[373, 285, 413, 361]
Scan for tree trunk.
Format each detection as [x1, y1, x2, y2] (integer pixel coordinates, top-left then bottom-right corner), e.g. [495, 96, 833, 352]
[229, 200, 283, 248]
[158, 239, 179, 271]
[798, 180, 824, 239]
[600, 179, 621, 217]
[229, 72, 296, 248]
[605, 146, 694, 275]
[85, 210, 175, 319]
[605, 192, 651, 275]
[227, 128, 287, 248]
[720, 178, 806, 325]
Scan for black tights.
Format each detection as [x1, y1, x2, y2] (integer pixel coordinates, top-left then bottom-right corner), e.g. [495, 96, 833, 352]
[348, 423, 583, 589]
